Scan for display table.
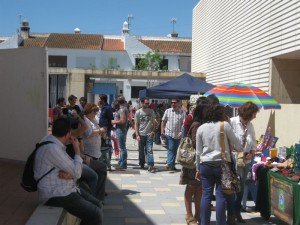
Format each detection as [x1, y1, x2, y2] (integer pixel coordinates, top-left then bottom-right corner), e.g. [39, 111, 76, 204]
[256, 167, 300, 225]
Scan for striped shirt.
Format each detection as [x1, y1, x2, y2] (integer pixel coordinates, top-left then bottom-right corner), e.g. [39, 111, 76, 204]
[34, 134, 83, 203]
[162, 108, 186, 139]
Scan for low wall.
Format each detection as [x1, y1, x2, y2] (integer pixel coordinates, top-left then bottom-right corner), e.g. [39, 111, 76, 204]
[252, 104, 300, 148]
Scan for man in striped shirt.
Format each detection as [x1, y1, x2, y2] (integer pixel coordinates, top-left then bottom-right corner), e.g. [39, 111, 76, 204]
[161, 98, 186, 171]
[34, 118, 103, 225]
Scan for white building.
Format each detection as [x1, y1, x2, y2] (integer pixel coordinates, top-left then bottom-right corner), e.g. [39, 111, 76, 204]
[192, 1, 300, 103]
[0, 20, 204, 107]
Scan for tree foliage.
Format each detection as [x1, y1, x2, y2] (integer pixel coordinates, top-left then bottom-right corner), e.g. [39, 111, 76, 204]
[135, 51, 163, 71]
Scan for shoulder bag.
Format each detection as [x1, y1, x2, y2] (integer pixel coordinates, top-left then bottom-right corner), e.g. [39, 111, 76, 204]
[220, 122, 241, 195]
[176, 123, 196, 169]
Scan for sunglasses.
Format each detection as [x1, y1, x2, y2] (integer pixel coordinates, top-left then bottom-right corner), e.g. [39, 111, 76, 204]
[171, 102, 178, 104]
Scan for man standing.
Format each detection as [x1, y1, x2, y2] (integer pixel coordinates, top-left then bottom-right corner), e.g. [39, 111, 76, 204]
[161, 98, 186, 171]
[67, 94, 81, 114]
[134, 97, 156, 172]
[98, 94, 114, 170]
[34, 118, 102, 225]
[111, 96, 129, 169]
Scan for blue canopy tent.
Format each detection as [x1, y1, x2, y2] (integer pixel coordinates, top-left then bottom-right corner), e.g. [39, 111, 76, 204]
[139, 73, 215, 99]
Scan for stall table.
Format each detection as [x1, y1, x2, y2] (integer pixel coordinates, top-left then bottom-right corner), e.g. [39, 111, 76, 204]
[256, 167, 300, 225]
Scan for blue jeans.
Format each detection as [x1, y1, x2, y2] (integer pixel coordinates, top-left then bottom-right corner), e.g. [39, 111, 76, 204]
[45, 188, 103, 225]
[154, 129, 161, 145]
[200, 163, 227, 225]
[139, 135, 154, 167]
[165, 135, 181, 166]
[81, 164, 98, 196]
[116, 128, 127, 169]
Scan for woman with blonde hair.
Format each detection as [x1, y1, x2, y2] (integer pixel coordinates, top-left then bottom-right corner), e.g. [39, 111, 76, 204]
[82, 103, 102, 162]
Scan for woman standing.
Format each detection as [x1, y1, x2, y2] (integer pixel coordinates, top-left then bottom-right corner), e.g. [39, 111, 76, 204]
[228, 101, 259, 224]
[195, 105, 243, 225]
[82, 103, 102, 162]
[180, 99, 208, 225]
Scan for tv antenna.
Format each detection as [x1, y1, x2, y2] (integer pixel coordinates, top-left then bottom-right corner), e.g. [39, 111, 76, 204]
[127, 14, 134, 30]
[171, 18, 177, 33]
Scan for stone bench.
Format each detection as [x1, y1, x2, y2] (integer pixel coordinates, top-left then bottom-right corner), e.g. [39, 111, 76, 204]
[25, 205, 80, 225]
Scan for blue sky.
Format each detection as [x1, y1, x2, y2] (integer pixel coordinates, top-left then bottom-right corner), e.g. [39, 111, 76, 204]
[1, 0, 199, 37]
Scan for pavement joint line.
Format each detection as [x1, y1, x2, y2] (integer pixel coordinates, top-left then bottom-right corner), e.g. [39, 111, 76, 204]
[123, 198, 142, 203]
[125, 218, 148, 223]
[140, 193, 157, 197]
[154, 188, 171, 191]
[161, 203, 181, 207]
[144, 209, 165, 215]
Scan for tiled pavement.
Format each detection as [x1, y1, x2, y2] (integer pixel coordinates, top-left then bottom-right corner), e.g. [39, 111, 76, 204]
[103, 129, 287, 225]
[0, 128, 288, 225]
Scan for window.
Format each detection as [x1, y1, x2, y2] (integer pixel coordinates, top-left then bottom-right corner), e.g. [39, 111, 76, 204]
[160, 59, 168, 70]
[48, 56, 67, 68]
[131, 86, 146, 98]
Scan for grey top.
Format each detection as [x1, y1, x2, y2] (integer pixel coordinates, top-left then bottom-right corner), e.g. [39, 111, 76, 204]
[135, 108, 155, 136]
[196, 121, 243, 172]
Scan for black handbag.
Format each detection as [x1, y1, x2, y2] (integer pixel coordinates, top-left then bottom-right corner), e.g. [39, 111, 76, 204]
[220, 122, 241, 195]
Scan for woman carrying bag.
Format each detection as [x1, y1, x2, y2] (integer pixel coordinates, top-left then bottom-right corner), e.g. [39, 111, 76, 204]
[195, 104, 243, 225]
[180, 99, 208, 225]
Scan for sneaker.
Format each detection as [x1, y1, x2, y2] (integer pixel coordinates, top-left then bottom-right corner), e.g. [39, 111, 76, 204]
[171, 166, 178, 171]
[148, 166, 156, 173]
[140, 164, 145, 169]
[114, 165, 126, 170]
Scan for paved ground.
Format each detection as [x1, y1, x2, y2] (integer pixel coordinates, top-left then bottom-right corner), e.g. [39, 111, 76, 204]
[0, 128, 288, 225]
[103, 128, 288, 225]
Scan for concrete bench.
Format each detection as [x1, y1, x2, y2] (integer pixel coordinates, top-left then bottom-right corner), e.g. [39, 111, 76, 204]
[25, 205, 81, 225]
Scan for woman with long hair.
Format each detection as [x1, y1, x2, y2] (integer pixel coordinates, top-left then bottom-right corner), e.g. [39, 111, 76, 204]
[180, 98, 208, 225]
[196, 105, 243, 225]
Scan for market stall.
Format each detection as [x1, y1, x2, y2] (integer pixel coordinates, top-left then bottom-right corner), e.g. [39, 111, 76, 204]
[255, 143, 300, 225]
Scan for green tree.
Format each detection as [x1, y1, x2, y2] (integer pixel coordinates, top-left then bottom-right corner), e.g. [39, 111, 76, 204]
[135, 51, 163, 71]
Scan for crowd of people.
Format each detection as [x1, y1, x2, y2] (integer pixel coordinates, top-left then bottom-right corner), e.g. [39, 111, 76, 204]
[36, 94, 259, 225]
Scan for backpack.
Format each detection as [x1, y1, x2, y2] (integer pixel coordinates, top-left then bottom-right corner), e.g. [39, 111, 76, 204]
[20, 141, 55, 192]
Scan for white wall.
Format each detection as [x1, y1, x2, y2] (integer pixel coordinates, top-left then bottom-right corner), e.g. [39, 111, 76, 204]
[192, 1, 300, 92]
[0, 48, 48, 161]
[252, 104, 300, 149]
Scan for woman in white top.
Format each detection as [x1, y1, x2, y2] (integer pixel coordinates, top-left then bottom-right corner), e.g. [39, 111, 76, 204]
[228, 101, 259, 224]
[195, 104, 243, 225]
[82, 103, 102, 161]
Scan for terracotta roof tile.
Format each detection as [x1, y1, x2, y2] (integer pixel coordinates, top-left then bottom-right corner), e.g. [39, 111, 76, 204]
[22, 37, 48, 47]
[102, 38, 124, 51]
[44, 33, 103, 49]
[139, 40, 191, 53]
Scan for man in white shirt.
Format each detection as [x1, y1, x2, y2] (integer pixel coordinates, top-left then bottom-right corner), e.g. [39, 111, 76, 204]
[34, 118, 102, 225]
[161, 98, 186, 171]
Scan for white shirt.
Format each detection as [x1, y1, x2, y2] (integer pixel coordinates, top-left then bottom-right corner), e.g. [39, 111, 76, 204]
[230, 116, 257, 164]
[82, 116, 101, 159]
[34, 134, 83, 203]
[162, 108, 186, 139]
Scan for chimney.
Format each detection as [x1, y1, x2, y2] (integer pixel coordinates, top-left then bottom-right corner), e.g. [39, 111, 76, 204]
[171, 32, 178, 38]
[20, 19, 30, 39]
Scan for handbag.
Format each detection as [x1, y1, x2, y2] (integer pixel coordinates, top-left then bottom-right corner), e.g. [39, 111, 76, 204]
[176, 123, 196, 169]
[220, 122, 241, 195]
[237, 152, 246, 168]
[236, 127, 248, 168]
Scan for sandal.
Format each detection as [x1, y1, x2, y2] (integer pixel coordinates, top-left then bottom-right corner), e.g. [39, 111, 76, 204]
[186, 216, 198, 225]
